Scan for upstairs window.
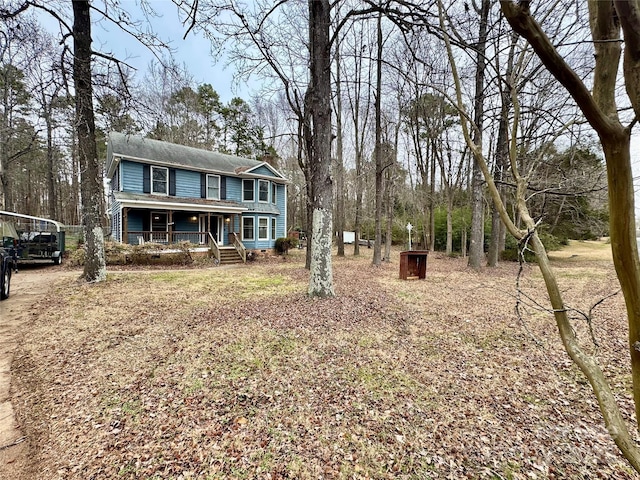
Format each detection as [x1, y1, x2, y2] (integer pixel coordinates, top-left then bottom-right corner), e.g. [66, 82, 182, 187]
[207, 175, 220, 200]
[271, 183, 277, 204]
[151, 166, 168, 195]
[243, 179, 254, 202]
[259, 180, 269, 202]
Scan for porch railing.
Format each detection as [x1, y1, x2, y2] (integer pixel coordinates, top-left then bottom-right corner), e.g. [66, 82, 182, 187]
[208, 232, 220, 263]
[127, 231, 211, 246]
[231, 232, 247, 263]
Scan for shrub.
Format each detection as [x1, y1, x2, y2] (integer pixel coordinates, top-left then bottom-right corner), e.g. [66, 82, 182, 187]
[274, 236, 299, 254]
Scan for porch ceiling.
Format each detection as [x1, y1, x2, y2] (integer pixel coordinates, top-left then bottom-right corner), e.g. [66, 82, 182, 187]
[114, 192, 247, 213]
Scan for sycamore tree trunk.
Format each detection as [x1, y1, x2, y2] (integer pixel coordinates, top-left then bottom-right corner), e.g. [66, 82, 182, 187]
[73, 0, 106, 283]
[307, 0, 334, 298]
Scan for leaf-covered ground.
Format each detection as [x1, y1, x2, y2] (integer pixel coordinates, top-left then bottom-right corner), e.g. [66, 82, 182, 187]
[11, 243, 639, 479]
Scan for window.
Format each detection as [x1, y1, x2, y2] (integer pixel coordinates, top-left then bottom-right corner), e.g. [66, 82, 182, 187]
[271, 218, 277, 240]
[258, 217, 269, 240]
[243, 179, 254, 202]
[242, 217, 254, 241]
[259, 180, 269, 202]
[207, 174, 220, 200]
[151, 166, 168, 195]
[271, 183, 277, 204]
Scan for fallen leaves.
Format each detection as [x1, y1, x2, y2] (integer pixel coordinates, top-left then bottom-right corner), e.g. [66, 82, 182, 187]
[9, 248, 639, 479]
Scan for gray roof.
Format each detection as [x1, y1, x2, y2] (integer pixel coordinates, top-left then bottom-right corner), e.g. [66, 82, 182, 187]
[107, 132, 283, 180]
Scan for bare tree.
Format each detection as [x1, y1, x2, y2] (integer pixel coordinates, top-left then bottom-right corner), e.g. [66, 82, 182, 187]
[307, 0, 335, 297]
[498, 1, 640, 470]
[72, 0, 106, 282]
[332, 31, 346, 257]
[467, 0, 490, 269]
[28, 31, 66, 220]
[440, 0, 640, 470]
[373, 9, 384, 266]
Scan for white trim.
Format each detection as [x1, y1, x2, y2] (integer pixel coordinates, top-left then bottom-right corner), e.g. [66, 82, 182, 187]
[271, 217, 277, 240]
[206, 174, 221, 200]
[151, 166, 169, 196]
[283, 184, 288, 236]
[258, 179, 269, 203]
[115, 198, 247, 214]
[258, 216, 269, 241]
[242, 179, 255, 202]
[242, 161, 285, 179]
[242, 216, 255, 241]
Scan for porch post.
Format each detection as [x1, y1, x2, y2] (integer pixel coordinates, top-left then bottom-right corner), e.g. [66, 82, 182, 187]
[168, 210, 173, 243]
[123, 207, 129, 244]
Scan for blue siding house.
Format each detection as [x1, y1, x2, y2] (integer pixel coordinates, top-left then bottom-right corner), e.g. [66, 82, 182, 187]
[106, 132, 288, 261]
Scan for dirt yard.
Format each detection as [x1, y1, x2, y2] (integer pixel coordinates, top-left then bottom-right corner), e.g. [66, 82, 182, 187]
[0, 265, 77, 480]
[2, 240, 639, 479]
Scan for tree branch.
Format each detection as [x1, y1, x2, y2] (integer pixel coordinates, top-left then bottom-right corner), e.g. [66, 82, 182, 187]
[499, 0, 619, 137]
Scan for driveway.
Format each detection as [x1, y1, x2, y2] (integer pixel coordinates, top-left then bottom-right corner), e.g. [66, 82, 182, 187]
[0, 265, 77, 479]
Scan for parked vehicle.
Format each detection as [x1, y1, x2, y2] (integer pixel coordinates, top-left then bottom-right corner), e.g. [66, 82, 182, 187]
[0, 211, 65, 266]
[0, 221, 17, 300]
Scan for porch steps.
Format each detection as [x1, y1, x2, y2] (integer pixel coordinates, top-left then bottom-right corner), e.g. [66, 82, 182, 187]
[218, 247, 244, 265]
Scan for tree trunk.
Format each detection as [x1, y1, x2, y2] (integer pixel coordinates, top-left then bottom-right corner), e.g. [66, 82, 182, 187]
[354, 154, 362, 256]
[73, 0, 106, 283]
[373, 10, 383, 266]
[429, 143, 436, 251]
[307, 0, 334, 297]
[301, 90, 314, 270]
[334, 38, 345, 257]
[488, 85, 511, 266]
[467, 0, 490, 269]
[384, 179, 393, 262]
[46, 113, 57, 220]
[489, 32, 516, 267]
[446, 195, 453, 255]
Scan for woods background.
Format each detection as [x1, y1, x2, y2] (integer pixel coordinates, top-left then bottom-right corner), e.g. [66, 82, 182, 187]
[1, 1, 611, 259]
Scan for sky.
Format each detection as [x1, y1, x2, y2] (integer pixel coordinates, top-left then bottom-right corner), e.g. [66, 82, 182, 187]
[94, 2, 250, 103]
[39, 1, 249, 104]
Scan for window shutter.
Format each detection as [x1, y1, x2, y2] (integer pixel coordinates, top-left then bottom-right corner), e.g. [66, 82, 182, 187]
[220, 177, 226, 200]
[169, 169, 176, 196]
[143, 164, 150, 193]
[201, 173, 206, 198]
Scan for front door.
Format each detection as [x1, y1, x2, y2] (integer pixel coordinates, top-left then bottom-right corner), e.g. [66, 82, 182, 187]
[199, 215, 221, 245]
[151, 212, 168, 243]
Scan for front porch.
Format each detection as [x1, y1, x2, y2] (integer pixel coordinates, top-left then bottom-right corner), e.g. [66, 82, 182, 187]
[113, 205, 247, 264]
[123, 230, 247, 264]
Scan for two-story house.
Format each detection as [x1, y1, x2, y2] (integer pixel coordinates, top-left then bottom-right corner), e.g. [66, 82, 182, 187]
[106, 132, 287, 262]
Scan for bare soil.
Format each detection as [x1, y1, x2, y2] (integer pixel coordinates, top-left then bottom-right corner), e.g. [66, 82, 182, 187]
[2, 241, 638, 479]
[0, 265, 77, 480]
